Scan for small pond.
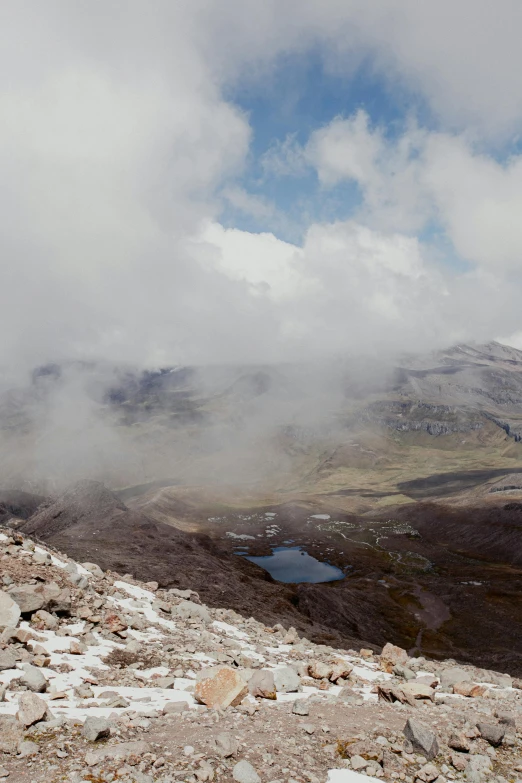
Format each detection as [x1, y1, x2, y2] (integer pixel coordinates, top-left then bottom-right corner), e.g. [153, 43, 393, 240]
[242, 546, 345, 584]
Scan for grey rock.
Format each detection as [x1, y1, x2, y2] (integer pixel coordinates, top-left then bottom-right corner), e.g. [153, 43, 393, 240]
[172, 600, 211, 624]
[82, 716, 111, 741]
[0, 767, 8, 778]
[248, 669, 276, 699]
[403, 718, 440, 760]
[69, 572, 89, 589]
[74, 684, 95, 699]
[351, 756, 368, 770]
[21, 664, 48, 693]
[448, 733, 470, 753]
[393, 664, 416, 680]
[8, 585, 45, 614]
[31, 609, 58, 630]
[486, 671, 512, 688]
[439, 668, 470, 689]
[233, 760, 261, 783]
[154, 677, 176, 689]
[0, 715, 23, 754]
[337, 686, 364, 705]
[0, 650, 16, 671]
[273, 666, 300, 693]
[162, 701, 188, 714]
[82, 562, 104, 577]
[216, 732, 239, 757]
[32, 552, 51, 565]
[16, 692, 48, 727]
[476, 722, 505, 747]
[0, 590, 21, 630]
[464, 755, 492, 782]
[48, 587, 72, 615]
[292, 699, 309, 715]
[17, 740, 40, 757]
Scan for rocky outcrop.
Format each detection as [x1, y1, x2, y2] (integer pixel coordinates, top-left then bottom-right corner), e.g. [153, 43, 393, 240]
[0, 527, 521, 783]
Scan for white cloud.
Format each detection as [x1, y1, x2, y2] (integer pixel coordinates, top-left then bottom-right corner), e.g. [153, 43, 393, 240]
[198, 223, 306, 301]
[221, 186, 275, 220]
[299, 109, 522, 275]
[1, 1, 522, 379]
[306, 112, 429, 233]
[422, 134, 522, 271]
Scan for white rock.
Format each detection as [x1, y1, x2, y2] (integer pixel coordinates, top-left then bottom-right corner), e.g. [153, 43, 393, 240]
[233, 760, 261, 783]
[21, 664, 47, 693]
[273, 666, 300, 693]
[0, 591, 21, 630]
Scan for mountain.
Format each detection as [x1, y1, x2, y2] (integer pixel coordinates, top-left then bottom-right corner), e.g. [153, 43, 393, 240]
[0, 525, 520, 782]
[3, 342, 522, 673]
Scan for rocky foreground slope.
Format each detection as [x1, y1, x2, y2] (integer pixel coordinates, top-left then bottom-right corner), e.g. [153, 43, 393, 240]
[0, 529, 522, 783]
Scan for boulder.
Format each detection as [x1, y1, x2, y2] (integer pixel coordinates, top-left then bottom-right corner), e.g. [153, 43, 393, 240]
[393, 664, 416, 680]
[292, 699, 309, 715]
[195, 667, 248, 708]
[232, 760, 261, 783]
[215, 732, 239, 758]
[82, 562, 104, 578]
[403, 718, 439, 760]
[48, 587, 72, 615]
[17, 740, 40, 757]
[21, 664, 48, 693]
[17, 692, 49, 726]
[338, 686, 364, 705]
[0, 590, 21, 630]
[31, 609, 58, 631]
[476, 722, 505, 747]
[273, 665, 300, 693]
[308, 660, 333, 680]
[82, 716, 111, 741]
[248, 669, 276, 699]
[351, 755, 368, 771]
[453, 681, 486, 698]
[439, 667, 470, 689]
[329, 659, 354, 682]
[163, 701, 188, 714]
[283, 626, 298, 644]
[380, 642, 409, 673]
[377, 683, 416, 707]
[103, 613, 128, 634]
[401, 682, 435, 702]
[172, 600, 211, 624]
[9, 585, 45, 614]
[0, 715, 23, 754]
[451, 753, 469, 772]
[0, 650, 16, 671]
[464, 754, 492, 781]
[448, 733, 471, 752]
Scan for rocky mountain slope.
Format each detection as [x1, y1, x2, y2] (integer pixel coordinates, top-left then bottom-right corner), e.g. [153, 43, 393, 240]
[1, 527, 522, 783]
[2, 343, 522, 682]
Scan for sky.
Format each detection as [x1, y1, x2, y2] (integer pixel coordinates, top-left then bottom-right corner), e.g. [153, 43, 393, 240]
[3, 0, 522, 378]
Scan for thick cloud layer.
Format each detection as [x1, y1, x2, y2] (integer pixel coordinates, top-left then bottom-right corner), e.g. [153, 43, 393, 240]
[1, 1, 522, 382]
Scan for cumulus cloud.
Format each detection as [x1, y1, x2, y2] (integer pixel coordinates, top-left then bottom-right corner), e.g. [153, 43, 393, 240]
[1, 0, 522, 386]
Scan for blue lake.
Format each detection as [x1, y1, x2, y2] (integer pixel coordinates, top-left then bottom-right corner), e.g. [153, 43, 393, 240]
[243, 546, 345, 584]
